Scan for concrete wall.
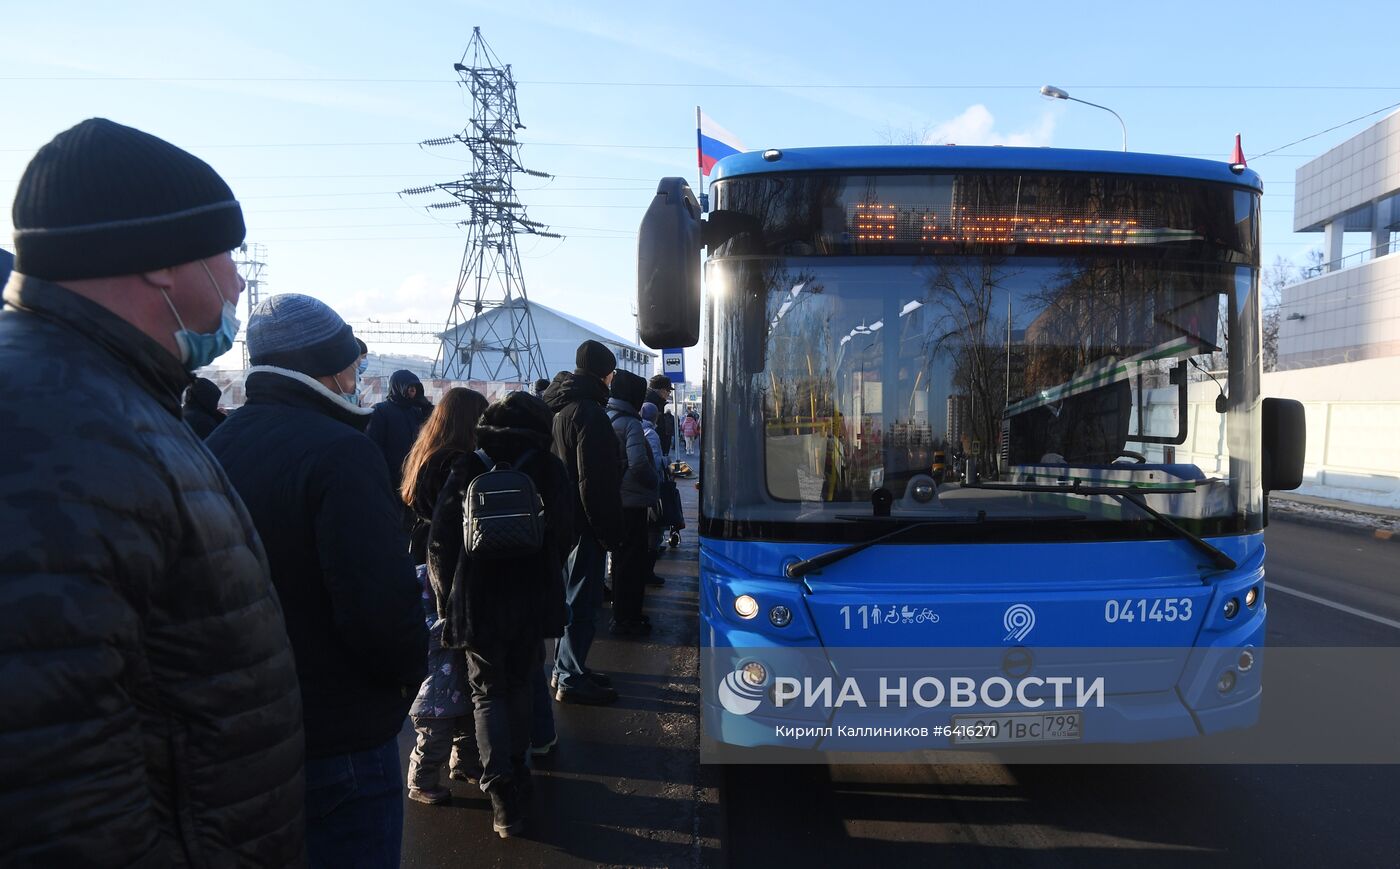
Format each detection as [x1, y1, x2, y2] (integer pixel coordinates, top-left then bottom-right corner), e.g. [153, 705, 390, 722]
[1277, 253, 1400, 369]
[1294, 110, 1400, 233]
[1168, 359, 1400, 503]
[1261, 357, 1400, 498]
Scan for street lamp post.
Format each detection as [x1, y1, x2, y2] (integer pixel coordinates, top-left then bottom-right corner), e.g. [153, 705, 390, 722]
[1040, 85, 1128, 152]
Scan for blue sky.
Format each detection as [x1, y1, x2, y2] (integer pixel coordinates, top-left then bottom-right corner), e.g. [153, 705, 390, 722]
[3, 0, 1396, 372]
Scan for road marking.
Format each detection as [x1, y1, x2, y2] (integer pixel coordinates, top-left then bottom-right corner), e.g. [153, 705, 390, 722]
[1269, 583, 1400, 631]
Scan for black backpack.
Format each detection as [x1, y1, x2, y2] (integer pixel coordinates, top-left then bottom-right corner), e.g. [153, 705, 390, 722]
[462, 448, 544, 559]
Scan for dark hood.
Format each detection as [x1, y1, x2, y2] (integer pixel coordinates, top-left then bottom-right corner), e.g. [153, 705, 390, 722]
[185, 377, 223, 413]
[609, 369, 647, 409]
[542, 369, 608, 412]
[475, 391, 554, 460]
[388, 369, 423, 402]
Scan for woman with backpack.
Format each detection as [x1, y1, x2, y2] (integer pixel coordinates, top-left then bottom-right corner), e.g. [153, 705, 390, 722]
[427, 392, 572, 838]
[399, 387, 489, 804]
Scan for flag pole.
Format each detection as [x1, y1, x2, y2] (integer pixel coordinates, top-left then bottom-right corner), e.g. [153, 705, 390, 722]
[695, 105, 708, 213]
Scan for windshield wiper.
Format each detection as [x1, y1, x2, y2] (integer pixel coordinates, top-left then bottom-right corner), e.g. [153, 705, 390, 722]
[1114, 492, 1237, 571]
[785, 519, 952, 579]
[784, 513, 1083, 579]
[959, 480, 1236, 571]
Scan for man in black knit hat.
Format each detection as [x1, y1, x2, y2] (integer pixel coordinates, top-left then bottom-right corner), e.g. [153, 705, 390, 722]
[0, 119, 304, 865]
[208, 293, 426, 867]
[541, 339, 625, 704]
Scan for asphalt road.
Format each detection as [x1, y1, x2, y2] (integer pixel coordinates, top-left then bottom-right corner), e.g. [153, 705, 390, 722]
[722, 515, 1400, 868]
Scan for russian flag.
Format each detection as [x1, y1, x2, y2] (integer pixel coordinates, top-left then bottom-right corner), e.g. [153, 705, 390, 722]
[698, 109, 745, 177]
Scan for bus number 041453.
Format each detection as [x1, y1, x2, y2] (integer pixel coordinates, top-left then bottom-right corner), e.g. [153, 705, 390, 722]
[1104, 598, 1193, 624]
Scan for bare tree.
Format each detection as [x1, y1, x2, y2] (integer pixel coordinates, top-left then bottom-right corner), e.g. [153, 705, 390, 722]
[875, 121, 934, 145]
[1260, 255, 1298, 373]
[918, 259, 1018, 462]
[1302, 247, 1326, 278]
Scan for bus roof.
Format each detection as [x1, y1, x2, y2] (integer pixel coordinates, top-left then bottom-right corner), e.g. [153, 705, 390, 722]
[709, 145, 1263, 191]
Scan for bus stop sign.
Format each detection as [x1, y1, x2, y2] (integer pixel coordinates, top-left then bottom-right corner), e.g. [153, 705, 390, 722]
[662, 348, 686, 385]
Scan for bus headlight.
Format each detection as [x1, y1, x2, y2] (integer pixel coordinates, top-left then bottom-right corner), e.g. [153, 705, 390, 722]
[1223, 598, 1240, 619]
[769, 605, 792, 627]
[1245, 586, 1259, 608]
[1217, 670, 1236, 693]
[734, 594, 759, 619]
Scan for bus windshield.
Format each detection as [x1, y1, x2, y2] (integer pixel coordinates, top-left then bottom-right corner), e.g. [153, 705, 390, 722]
[702, 171, 1263, 544]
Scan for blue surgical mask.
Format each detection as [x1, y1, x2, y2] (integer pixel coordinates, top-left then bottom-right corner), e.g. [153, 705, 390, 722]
[336, 370, 360, 406]
[161, 260, 240, 371]
[357, 357, 369, 376]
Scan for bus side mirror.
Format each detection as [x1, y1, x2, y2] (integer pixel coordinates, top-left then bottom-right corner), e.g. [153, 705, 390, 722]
[638, 177, 702, 349]
[1261, 397, 1305, 492]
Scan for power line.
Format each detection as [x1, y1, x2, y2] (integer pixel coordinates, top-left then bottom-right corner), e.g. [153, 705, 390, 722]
[248, 221, 633, 232]
[242, 235, 629, 242]
[240, 203, 647, 213]
[3, 75, 1399, 91]
[1251, 100, 1400, 160]
[238, 186, 652, 200]
[0, 141, 692, 152]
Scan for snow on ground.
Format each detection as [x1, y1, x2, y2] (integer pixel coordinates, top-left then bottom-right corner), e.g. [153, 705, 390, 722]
[1273, 492, 1399, 534]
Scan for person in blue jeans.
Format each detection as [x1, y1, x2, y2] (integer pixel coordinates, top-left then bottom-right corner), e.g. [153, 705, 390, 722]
[207, 295, 427, 868]
[304, 739, 405, 867]
[540, 342, 626, 705]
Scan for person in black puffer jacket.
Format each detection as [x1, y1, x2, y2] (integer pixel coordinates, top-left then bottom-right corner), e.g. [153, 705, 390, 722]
[367, 369, 432, 498]
[607, 369, 660, 635]
[540, 341, 625, 705]
[207, 293, 427, 868]
[427, 391, 572, 837]
[181, 375, 227, 439]
[0, 119, 303, 867]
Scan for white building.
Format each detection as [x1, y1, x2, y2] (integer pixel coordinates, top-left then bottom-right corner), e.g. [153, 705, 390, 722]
[437, 299, 655, 382]
[364, 352, 434, 380]
[1279, 110, 1400, 370]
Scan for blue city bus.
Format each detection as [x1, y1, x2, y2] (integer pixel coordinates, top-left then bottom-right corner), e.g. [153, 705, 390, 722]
[637, 146, 1306, 752]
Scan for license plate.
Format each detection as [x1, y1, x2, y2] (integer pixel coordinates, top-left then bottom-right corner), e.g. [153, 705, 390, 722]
[950, 711, 1083, 745]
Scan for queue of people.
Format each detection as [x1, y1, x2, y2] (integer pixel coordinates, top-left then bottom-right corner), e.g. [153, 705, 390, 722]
[0, 119, 687, 864]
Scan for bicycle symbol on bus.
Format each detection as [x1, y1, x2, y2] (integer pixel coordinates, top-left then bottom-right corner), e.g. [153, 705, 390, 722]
[841, 604, 941, 630]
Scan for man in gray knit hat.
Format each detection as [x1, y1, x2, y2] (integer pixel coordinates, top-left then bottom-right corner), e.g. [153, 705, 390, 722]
[207, 293, 427, 868]
[0, 119, 305, 865]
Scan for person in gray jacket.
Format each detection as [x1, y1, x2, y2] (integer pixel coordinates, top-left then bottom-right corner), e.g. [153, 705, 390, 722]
[0, 119, 304, 866]
[606, 369, 660, 635]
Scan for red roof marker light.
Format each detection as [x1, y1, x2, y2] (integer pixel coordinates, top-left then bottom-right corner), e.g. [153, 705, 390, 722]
[1229, 134, 1247, 174]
